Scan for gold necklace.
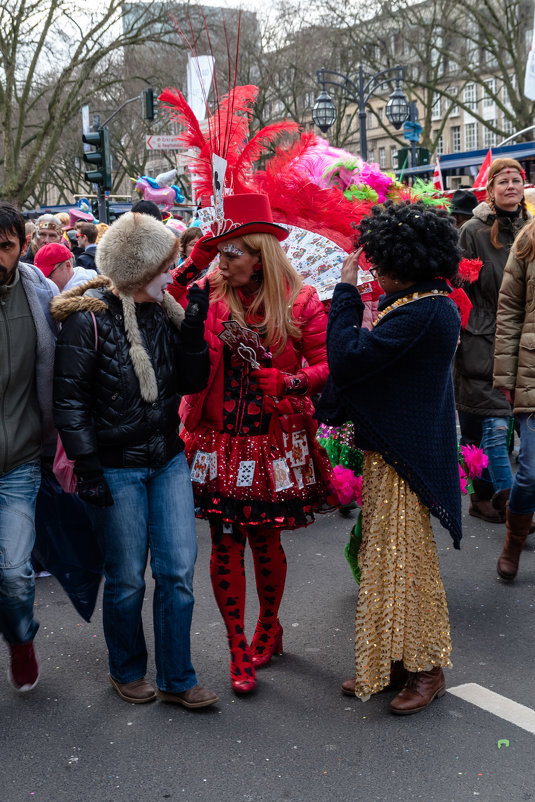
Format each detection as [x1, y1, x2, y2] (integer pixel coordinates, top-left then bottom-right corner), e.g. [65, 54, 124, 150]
[372, 290, 449, 327]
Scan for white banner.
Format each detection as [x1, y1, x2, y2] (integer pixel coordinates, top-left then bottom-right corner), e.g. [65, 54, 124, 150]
[524, 10, 535, 100]
[187, 55, 215, 122]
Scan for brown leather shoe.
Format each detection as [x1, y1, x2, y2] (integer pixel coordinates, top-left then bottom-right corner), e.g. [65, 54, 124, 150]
[469, 494, 504, 523]
[389, 667, 446, 715]
[497, 506, 534, 581]
[341, 661, 409, 697]
[157, 684, 219, 709]
[109, 675, 157, 703]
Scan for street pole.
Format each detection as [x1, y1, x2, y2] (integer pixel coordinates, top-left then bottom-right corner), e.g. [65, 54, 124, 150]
[357, 66, 368, 162]
[97, 186, 107, 225]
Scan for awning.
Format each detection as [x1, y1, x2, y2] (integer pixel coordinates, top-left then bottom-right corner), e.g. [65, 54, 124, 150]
[397, 140, 535, 177]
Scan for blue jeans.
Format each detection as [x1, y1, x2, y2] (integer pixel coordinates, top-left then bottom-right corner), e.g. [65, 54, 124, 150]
[0, 460, 41, 644]
[509, 414, 535, 515]
[87, 452, 198, 692]
[480, 417, 514, 492]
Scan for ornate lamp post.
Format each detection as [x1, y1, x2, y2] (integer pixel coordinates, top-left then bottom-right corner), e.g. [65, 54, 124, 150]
[312, 65, 409, 162]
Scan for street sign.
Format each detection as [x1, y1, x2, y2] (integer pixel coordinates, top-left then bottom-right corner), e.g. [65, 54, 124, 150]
[145, 135, 182, 150]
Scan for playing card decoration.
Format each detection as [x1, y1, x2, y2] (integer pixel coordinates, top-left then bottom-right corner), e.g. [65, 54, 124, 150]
[282, 226, 373, 300]
[217, 320, 272, 369]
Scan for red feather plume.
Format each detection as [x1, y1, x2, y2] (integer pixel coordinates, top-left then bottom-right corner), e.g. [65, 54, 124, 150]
[252, 132, 372, 252]
[458, 257, 483, 283]
[450, 287, 473, 328]
[158, 88, 206, 152]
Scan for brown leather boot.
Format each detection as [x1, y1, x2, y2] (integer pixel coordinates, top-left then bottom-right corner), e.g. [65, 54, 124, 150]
[389, 667, 446, 715]
[469, 494, 504, 523]
[109, 675, 157, 703]
[497, 506, 534, 581]
[492, 488, 511, 517]
[341, 661, 409, 696]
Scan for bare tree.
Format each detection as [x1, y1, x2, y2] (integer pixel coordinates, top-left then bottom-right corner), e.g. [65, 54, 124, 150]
[0, 0, 179, 206]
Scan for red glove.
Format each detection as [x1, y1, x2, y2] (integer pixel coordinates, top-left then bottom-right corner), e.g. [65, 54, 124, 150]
[251, 368, 286, 398]
[189, 234, 219, 271]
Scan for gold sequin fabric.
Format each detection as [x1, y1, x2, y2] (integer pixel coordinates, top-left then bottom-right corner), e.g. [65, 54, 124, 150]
[354, 452, 452, 700]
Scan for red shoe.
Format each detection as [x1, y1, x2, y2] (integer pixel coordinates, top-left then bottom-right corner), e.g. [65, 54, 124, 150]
[230, 638, 257, 694]
[251, 620, 284, 669]
[8, 641, 40, 692]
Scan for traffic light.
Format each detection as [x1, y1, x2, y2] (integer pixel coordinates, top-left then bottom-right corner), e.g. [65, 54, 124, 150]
[82, 126, 112, 190]
[143, 88, 155, 121]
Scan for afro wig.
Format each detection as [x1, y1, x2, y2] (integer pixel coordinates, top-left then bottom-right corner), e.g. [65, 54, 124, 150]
[357, 201, 461, 282]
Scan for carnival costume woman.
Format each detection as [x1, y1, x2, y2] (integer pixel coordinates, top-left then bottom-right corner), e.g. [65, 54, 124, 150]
[318, 202, 463, 715]
[169, 193, 334, 694]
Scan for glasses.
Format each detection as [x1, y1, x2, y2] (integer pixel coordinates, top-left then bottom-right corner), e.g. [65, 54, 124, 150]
[368, 266, 381, 278]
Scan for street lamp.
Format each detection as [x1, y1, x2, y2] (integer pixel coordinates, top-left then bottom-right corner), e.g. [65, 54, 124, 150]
[312, 65, 409, 162]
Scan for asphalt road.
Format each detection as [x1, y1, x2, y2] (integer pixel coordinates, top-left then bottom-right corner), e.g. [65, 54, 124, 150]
[1, 495, 534, 802]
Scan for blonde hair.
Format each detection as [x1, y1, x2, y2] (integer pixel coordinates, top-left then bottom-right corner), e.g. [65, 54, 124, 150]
[210, 232, 303, 355]
[486, 158, 528, 249]
[512, 217, 535, 263]
[96, 222, 109, 243]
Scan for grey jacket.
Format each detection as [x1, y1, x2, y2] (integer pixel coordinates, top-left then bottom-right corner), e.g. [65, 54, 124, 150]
[19, 262, 58, 451]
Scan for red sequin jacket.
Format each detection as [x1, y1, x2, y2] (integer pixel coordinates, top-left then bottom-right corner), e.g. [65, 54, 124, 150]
[169, 271, 328, 433]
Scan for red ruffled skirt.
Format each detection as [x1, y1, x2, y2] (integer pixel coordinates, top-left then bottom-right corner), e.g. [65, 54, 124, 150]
[182, 417, 335, 529]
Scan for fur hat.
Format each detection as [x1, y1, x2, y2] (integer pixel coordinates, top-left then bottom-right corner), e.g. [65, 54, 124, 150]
[94, 212, 182, 402]
[96, 212, 179, 294]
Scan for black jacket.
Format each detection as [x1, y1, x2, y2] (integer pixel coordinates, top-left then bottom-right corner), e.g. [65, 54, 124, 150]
[454, 202, 529, 416]
[52, 279, 209, 468]
[76, 245, 97, 272]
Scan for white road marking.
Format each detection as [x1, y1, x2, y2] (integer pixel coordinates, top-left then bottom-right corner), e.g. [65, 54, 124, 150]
[448, 683, 535, 735]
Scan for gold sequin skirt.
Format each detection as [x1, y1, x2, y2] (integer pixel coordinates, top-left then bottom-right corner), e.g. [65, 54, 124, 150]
[354, 452, 452, 700]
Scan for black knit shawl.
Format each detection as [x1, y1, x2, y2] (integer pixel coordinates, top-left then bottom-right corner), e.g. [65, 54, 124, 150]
[317, 279, 463, 548]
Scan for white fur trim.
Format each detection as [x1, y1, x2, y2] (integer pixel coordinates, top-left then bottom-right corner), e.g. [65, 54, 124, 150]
[121, 295, 158, 402]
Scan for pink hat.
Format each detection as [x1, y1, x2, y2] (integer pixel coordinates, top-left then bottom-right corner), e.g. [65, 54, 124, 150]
[34, 243, 72, 277]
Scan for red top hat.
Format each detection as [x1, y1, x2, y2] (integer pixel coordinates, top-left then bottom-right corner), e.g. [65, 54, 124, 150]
[207, 194, 288, 243]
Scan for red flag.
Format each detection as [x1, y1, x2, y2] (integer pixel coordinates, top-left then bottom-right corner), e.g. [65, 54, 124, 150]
[472, 149, 493, 189]
[433, 157, 444, 191]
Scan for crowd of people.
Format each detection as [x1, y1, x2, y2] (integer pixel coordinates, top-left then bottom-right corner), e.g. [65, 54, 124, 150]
[1, 156, 533, 718]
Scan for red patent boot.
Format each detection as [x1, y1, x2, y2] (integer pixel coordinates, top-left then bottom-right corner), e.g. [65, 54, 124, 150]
[229, 636, 257, 694]
[251, 620, 284, 669]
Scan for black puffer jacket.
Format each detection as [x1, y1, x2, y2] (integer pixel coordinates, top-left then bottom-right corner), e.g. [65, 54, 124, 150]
[52, 278, 209, 468]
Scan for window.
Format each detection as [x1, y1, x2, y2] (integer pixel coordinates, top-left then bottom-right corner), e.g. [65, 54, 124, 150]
[502, 117, 514, 135]
[431, 94, 442, 120]
[483, 49, 498, 68]
[368, 110, 375, 128]
[303, 91, 314, 109]
[377, 107, 384, 123]
[368, 148, 375, 163]
[463, 83, 477, 112]
[483, 78, 496, 108]
[465, 122, 478, 150]
[345, 113, 353, 131]
[484, 121, 498, 148]
[435, 133, 444, 156]
[379, 147, 386, 168]
[390, 145, 398, 168]
[451, 126, 461, 152]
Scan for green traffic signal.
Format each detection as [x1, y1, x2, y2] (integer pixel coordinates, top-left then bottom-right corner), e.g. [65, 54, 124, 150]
[82, 126, 112, 190]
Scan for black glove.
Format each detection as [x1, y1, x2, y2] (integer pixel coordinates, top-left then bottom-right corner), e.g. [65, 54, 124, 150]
[182, 281, 210, 345]
[74, 454, 114, 507]
[185, 281, 210, 324]
[77, 474, 114, 508]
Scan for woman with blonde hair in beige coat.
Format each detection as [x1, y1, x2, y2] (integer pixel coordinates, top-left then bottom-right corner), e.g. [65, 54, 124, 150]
[494, 219, 535, 581]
